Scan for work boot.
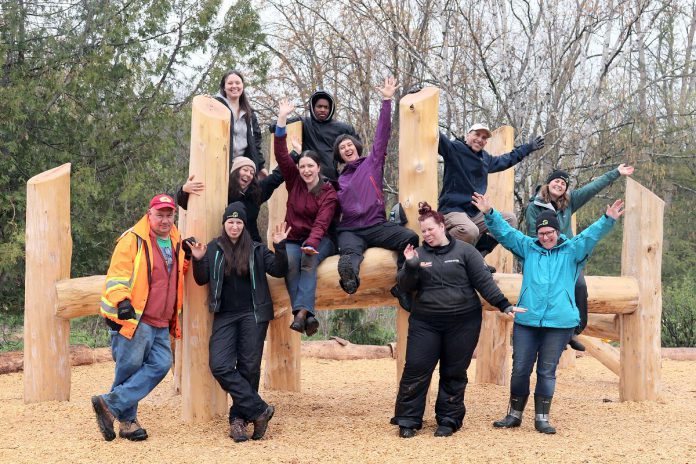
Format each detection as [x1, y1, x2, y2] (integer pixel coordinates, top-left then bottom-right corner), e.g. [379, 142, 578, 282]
[399, 426, 416, 438]
[568, 335, 586, 352]
[493, 394, 528, 428]
[304, 315, 320, 337]
[229, 417, 248, 443]
[390, 284, 412, 311]
[534, 395, 556, 434]
[119, 419, 148, 441]
[434, 425, 454, 437]
[475, 233, 499, 258]
[289, 309, 307, 333]
[91, 395, 116, 441]
[251, 405, 275, 440]
[337, 255, 359, 294]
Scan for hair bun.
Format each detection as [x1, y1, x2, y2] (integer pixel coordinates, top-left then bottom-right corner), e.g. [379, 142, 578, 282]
[417, 201, 433, 216]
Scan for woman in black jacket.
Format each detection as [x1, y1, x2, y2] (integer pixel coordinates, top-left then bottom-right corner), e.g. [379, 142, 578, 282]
[189, 202, 290, 442]
[390, 202, 524, 439]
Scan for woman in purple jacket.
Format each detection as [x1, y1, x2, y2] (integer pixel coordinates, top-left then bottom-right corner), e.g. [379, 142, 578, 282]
[333, 77, 418, 309]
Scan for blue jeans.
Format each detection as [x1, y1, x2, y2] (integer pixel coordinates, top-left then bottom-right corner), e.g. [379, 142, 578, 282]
[285, 238, 335, 315]
[510, 323, 574, 398]
[101, 322, 172, 421]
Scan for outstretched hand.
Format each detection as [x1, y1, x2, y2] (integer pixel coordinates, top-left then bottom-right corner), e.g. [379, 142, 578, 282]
[377, 76, 400, 100]
[503, 306, 528, 319]
[529, 135, 545, 151]
[605, 199, 625, 220]
[403, 244, 419, 261]
[272, 222, 291, 244]
[183, 174, 205, 195]
[189, 241, 207, 260]
[290, 135, 302, 153]
[618, 163, 634, 176]
[471, 192, 493, 214]
[277, 98, 295, 126]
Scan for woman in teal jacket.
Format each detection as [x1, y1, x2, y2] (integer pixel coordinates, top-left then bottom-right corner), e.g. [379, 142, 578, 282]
[525, 164, 633, 350]
[472, 192, 624, 434]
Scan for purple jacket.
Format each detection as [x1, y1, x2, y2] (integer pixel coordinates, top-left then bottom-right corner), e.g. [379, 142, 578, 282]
[337, 99, 392, 229]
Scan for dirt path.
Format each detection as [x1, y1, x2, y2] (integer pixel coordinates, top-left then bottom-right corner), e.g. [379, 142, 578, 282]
[1, 356, 695, 463]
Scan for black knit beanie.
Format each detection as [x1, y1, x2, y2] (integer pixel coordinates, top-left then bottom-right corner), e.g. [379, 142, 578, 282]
[545, 169, 570, 186]
[536, 211, 560, 232]
[222, 201, 247, 225]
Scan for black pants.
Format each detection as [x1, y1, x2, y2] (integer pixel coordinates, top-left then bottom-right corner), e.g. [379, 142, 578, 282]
[575, 270, 588, 335]
[391, 313, 482, 430]
[338, 222, 418, 274]
[209, 311, 269, 422]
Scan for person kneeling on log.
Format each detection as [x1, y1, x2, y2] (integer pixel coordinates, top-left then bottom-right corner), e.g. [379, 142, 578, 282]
[333, 76, 418, 310]
[472, 192, 624, 434]
[390, 202, 524, 439]
[274, 98, 339, 336]
[188, 202, 290, 442]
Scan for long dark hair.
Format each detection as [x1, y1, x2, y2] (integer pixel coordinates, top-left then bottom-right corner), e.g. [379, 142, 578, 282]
[218, 226, 252, 277]
[219, 69, 253, 118]
[229, 170, 262, 205]
[417, 201, 445, 225]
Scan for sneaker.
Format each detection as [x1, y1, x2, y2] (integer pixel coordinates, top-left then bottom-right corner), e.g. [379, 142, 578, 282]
[568, 335, 586, 352]
[399, 426, 416, 438]
[337, 255, 359, 294]
[251, 405, 275, 440]
[434, 425, 454, 437]
[390, 285, 412, 311]
[229, 417, 248, 443]
[91, 395, 116, 441]
[119, 419, 148, 441]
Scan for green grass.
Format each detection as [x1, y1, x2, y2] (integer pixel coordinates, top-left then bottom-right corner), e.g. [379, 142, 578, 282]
[0, 314, 112, 352]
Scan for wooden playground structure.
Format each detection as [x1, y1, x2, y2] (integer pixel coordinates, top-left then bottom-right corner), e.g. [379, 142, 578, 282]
[23, 88, 663, 422]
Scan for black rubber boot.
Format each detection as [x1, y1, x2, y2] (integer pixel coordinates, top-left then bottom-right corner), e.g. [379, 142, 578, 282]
[475, 233, 499, 258]
[568, 334, 586, 352]
[493, 394, 528, 428]
[534, 395, 556, 434]
[399, 426, 416, 438]
[390, 284, 412, 311]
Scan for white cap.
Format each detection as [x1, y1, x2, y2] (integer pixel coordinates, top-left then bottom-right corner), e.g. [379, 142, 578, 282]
[467, 123, 492, 137]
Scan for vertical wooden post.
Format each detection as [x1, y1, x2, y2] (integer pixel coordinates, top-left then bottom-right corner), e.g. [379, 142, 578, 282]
[181, 96, 230, 422]
[475, 126, 514, 385]
[24, 163, 72, 402]
[396, 88, 440, 383]
[620, 178, 663, 401]
[264, 121, 302, 392]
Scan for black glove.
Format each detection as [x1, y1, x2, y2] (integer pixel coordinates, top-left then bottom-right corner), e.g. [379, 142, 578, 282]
[182, 236, 196, 259]
[530, 135, 545, 151]
[117, 299, 136, 320]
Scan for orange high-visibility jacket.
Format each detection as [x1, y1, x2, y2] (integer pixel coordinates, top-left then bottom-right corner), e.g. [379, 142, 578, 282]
[100, 214, 188, 339]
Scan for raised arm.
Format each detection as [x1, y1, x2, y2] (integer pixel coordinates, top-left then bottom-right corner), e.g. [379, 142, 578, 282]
[569, 164, 633, 212]
[570, 199, 622, 262]
[472, 192, 531, 258]
[397, 244, 420, 293]
[367, 77, 398, 164]
[487, 135, 545, 173]
[273, 99, 300, 185]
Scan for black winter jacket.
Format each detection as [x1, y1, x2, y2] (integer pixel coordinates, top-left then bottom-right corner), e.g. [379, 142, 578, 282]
[192, 239, 288, 323]
[397, 237, 512, 319]
[213, 94, 265, 172]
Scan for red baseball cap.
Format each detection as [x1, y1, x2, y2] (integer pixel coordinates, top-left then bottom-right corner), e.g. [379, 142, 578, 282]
[149, 194, 176, 210]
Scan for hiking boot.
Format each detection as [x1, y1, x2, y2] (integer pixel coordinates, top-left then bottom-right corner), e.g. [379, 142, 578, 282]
[390, 284, 412, 311]
[251, 405, 275, 440]
[568, 335, 586, 352]
[229, 417, 248, 443]
[493, 394, 528, 428]
[399, 426, 416, 438]
[119, 419, 148, 441]
[289, 310, 307, 333]
[304, 315, 319, 337]
[534, 395, 556, 434]
[434, 425, 454, 437]
[91, 395, 116, 441]
[486, 265, 497, 273]
[337, 255, 359, 294]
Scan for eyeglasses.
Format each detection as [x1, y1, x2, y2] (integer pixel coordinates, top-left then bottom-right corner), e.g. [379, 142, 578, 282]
[537, 230, 557, 239]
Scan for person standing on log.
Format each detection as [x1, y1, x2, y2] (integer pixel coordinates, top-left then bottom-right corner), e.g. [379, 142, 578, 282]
[274, 98, 339, 336]
[472, 192, 624, 434]
[269, 90, 360, 183]
[188, 202, 289, 442]
[177, 156, 284, 242]
[391, 202, 524, 439]
[333, 77, 418, 310]
[92, 194, 190, 442]
[524, 165, 634, 352]
[214, 69, 267, 177]
[438, 125, 545, 268]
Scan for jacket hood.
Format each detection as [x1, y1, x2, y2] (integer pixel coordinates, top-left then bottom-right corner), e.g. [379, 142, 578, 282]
[309, 90, 336, 122]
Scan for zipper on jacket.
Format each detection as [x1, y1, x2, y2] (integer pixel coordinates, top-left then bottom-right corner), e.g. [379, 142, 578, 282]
[250, 244, 259, 323]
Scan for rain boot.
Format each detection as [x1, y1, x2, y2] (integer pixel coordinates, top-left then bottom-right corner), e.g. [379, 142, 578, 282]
[493, 394, 528, 428]
[534, 395, 556, 434]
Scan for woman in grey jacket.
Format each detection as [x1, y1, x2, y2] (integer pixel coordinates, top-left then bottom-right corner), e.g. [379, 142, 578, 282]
[189, 202, 289, 443]
[390, 202, 524, 439]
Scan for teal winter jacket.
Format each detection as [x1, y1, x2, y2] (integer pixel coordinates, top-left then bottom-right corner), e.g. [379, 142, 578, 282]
[485, 209, 616, 328]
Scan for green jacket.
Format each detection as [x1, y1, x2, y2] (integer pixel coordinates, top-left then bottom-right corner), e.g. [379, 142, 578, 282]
[525, 168, 621, 237]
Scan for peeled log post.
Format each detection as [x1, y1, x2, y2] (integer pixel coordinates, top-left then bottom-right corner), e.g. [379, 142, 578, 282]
[264, 121, 303, 392]
[181, 95, 230, 422]
[396, 87, 440, 383]
[620, 178, 664, 401]
[578, 335, 620, 376]
[476, 126, 515, 385]
[24, 163, 72, 403]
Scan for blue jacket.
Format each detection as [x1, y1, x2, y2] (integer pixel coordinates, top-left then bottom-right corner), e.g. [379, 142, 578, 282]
[438, 134, 534, 216]
[484, 209, 616, 328]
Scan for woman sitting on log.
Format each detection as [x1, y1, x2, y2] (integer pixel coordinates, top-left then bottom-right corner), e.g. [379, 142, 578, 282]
[391, 202, 523, 439]
[333, 76, 418, 309]
[472, 192, 624, 434]
[177, 156, 284, 243]
[274, 98, 339, 336]
[524, 164, 634, 351]
[188, 202, 289, 442]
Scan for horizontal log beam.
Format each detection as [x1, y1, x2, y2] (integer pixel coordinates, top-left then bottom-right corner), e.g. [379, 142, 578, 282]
[54, 251, 640, 319]
[584, 314, 620, 340]
[578, 335, 620, 376]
